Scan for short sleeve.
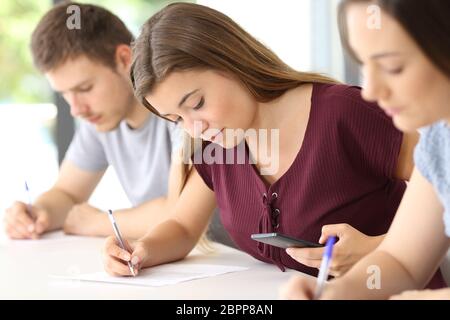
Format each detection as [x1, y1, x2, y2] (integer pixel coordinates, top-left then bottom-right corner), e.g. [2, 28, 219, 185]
[414, 127, 430, 181]
[192, 144, 214, 190]
[414, 123, 450, 236]
[330, 86, 403, 179]
[64, 121, 109, 171]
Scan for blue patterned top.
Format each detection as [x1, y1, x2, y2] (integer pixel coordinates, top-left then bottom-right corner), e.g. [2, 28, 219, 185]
[414, 121, 450, 237]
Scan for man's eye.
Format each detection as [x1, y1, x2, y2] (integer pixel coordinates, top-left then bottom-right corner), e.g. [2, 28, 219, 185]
[193, 97, 204, 110]
[79, 86, 92, 92]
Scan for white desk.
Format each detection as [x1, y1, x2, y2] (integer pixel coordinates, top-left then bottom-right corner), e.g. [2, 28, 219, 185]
[0, 231, 309, 299]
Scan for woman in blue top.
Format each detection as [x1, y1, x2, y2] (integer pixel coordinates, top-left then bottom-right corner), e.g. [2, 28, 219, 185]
[281, 0, 450, 299]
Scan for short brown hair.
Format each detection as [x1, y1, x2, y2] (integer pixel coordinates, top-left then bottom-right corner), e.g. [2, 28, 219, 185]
[31, 1, 133, 72]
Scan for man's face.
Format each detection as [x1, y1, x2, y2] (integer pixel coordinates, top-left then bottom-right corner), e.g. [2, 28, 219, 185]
[46, 55, 135, 132]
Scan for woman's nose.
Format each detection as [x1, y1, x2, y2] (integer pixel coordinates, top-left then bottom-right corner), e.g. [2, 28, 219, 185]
[185, 118, 208, 138]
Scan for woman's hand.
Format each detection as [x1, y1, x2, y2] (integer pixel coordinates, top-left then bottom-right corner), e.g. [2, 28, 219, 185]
[286, 223, 382, 277]
[390, 288, 450, 300]
[102, 236, 150, 277]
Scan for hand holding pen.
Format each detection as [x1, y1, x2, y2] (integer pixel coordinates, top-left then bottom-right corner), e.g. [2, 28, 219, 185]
[23, 181, 50, 237]
[279, 236, 337, 300]
[107, 209, 137, 277]
[103, 211, 150, 277]
[4, 181, 50, 239]
[314, 236, 337, 299]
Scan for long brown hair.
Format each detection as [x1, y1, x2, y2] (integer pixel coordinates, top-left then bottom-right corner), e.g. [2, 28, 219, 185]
[338, 0, 450, 78]
[131, 2, 337, 191]
[131, 2, 337, 115]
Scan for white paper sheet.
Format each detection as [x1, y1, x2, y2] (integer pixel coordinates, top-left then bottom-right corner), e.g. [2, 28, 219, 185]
[51, 263, 248, 287]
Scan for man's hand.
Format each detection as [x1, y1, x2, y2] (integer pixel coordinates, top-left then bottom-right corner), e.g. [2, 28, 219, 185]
[4, 201, 50, 239]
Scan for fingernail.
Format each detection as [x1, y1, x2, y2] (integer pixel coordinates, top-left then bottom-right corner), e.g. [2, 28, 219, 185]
[28, 225, 34, 233]
[123, 253, 131, 261]
[131, 256, 140, 266]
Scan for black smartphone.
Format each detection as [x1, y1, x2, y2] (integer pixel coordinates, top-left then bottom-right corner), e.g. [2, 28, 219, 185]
[251, 232, 323, 249]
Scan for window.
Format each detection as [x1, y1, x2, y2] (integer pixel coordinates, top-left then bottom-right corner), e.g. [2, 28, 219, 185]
[198, 0, 312, 71]
[0, 0, 55, 214]
[0, 1, 193, 213]
[198, 0, 346, 81]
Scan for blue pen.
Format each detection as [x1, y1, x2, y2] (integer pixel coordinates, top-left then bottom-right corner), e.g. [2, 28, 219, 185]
[24, 181, 38, 235]
[24, 181, 35, 219]
[25, 181, 31, 216]
[314, 236, 336, 300]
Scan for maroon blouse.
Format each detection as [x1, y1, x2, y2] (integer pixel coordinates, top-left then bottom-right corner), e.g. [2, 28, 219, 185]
[194, 83, 444, 288]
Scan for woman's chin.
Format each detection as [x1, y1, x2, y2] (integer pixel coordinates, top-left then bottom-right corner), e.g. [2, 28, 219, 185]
[393, 116, 424, 132]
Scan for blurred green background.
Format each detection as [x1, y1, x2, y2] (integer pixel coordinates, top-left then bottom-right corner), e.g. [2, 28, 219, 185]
[0, 0, 193, 104]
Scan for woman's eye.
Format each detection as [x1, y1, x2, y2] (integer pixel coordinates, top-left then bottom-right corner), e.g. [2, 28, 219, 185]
[385, 67, 404, 75]
[193, 97, 204, 110]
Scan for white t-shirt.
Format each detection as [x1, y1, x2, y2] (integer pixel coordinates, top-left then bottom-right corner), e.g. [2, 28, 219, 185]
[415, 121, 450, 237]
[65, 115, 182, 206]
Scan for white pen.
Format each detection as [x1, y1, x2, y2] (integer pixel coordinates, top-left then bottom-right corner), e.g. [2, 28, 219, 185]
[314, 236, 336, 300]
[107, 209, 136, 277]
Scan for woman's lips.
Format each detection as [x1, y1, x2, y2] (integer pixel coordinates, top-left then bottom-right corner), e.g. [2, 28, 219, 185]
[384, 107, 403, 117]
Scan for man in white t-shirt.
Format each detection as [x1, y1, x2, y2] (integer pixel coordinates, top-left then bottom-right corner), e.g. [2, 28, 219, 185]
[3, 3, 185, 240]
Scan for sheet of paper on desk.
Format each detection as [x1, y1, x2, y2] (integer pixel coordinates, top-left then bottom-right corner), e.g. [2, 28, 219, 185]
[51, 263, 249, 287]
